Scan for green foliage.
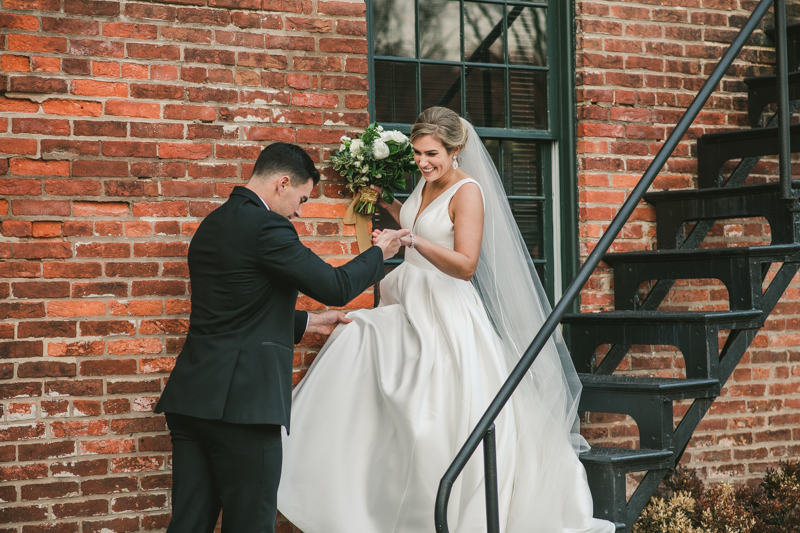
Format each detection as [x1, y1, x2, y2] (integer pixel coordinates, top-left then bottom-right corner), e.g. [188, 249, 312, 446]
[632, 462, 800, 533]
[329, 123, 419, 214]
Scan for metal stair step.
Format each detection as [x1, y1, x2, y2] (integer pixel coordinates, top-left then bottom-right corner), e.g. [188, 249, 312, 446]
[579, 446, 673, 470]
[580, 374, 720, 397]
[605, 244, 800, 312]
[579, 374, 720, 453]
[697, 123, 800, 188]
[605, 243, 800, 261]
[579, 447, 673, 525]
[563, 309, 762, 326]
[643, 180, 800, 249]
[743, 71, 800, 127]
[564, 310, 762, 378]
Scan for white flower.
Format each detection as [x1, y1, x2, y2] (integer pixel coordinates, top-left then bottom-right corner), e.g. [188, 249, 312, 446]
[350, 139, 364, 154]
[380, 130, 408, 145]
[377, 125, 384, 132]
[340, 135, 351, 142]
[339, 144, 346, 151]
[372, 139, 390, 159]
[354, 161, 361, 168]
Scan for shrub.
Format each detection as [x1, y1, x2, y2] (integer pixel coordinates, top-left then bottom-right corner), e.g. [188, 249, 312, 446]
[631, 461, 800, 533]
[632, 492, 704, 533]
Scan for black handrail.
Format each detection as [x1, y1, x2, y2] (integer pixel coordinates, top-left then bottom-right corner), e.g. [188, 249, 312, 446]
[434, 0, 785, 530]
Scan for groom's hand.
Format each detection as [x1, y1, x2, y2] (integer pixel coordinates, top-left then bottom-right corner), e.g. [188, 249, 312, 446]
[306, 310, 352, 336]
[374, 228, 409, 259]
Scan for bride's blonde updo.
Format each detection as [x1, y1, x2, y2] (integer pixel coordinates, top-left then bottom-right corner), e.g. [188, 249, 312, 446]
[410, 107, 469, 154]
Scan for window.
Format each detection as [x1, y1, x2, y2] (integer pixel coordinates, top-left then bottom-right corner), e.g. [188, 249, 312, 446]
[368, 0, 576, 303]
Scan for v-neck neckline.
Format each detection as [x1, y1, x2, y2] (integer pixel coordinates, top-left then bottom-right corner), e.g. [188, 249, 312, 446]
[412, 178, 466, 229]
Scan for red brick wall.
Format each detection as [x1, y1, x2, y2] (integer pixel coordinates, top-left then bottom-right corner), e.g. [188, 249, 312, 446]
[575, 0, 800, 484]
[0, 0, 368, 530]
[4, 0, 798, 529]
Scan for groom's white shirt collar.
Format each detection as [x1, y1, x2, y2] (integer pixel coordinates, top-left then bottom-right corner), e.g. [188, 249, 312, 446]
[259, 197, 270, 211]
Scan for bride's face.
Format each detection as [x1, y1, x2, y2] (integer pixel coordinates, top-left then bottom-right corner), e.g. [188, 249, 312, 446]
[412, 135, 457, 183]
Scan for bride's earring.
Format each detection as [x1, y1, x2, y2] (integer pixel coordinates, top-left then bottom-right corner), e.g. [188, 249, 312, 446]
[452, 156, 458, 170]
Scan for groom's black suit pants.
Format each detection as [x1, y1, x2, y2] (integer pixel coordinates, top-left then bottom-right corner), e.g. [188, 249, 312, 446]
[165, 413, 282, 533]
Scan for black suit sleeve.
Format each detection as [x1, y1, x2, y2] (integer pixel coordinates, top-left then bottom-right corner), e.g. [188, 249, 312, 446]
[294, 310, 308, 344]
[258, 214, 386, 308]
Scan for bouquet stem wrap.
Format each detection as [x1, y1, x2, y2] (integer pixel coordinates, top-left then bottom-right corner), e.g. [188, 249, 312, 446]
[357, 186, 379, 209]
[343, 189, 373, 252]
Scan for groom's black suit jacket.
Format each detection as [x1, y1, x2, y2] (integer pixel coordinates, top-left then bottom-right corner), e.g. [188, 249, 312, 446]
[155, 186, 385, 430]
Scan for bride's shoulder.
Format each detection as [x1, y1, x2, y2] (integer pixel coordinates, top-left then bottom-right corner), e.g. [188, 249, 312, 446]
[450, 176, 484, 211]
[454, 174, 483, 197]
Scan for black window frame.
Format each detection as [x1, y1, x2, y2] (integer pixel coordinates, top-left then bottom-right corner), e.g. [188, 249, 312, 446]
[366, 0, 578, 305]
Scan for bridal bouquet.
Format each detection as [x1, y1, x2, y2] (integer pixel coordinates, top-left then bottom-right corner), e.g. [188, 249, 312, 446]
[330, 123, 418, 214]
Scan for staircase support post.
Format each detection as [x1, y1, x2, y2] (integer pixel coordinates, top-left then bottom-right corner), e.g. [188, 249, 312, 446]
[584, 464, 627, 523]
[483, 425, 500, 533]
[775, 0, 793, 201]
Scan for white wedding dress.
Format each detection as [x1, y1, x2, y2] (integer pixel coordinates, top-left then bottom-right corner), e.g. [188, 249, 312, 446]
[277, 175, 616, 533]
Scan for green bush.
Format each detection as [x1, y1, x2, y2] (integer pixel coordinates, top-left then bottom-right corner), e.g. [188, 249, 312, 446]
[631, 461, 800, 533]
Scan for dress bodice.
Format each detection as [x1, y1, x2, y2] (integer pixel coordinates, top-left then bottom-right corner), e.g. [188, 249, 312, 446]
[399, 178, 481, 273]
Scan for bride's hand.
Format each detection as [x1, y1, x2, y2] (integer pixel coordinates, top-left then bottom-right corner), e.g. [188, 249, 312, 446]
[370, 185, 392, 209]
[371, 228, 386, 243]
[373, 228, 411, 247]
[373, 228, 409, 259]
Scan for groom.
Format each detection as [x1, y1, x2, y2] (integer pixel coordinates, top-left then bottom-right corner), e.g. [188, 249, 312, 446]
[155, 142, 406, 533]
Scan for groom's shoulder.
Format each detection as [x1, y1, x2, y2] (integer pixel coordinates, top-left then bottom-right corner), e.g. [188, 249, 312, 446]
[220, 187, 293, 228]
[194, 189, 291, 246]
[257, 211, 298, 241]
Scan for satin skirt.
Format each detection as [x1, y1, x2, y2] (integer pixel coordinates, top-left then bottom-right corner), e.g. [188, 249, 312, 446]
[277, 262, 615, 533]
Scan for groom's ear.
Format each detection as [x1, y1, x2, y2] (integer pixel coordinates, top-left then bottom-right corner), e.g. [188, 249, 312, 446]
[275, 175, 291, 192]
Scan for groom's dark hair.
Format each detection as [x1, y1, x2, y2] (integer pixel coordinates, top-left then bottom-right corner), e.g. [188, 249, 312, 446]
[251, 142, 321, 187]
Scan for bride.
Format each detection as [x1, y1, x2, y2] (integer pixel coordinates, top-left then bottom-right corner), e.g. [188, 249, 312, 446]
[277, 107, 615, 533]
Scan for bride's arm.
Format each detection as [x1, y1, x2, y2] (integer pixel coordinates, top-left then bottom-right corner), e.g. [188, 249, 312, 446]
[373, 186, 403, 225]
[400, 183, 483, 281]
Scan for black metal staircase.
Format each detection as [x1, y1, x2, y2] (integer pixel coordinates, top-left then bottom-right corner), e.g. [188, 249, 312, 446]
[566, 23, 800, 533]
[433, 0, 800, 532]
[565, 243, 800, 526]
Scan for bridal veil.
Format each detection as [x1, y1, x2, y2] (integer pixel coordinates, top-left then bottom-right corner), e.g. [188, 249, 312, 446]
[461, 118, 585, 453]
